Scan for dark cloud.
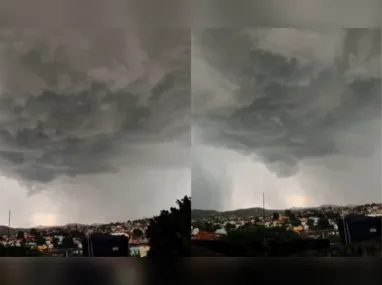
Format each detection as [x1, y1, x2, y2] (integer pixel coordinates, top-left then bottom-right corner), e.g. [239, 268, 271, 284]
[0, 29, 190, 182]
[192, 28, 381, 210]
[0, 29, 190, 226]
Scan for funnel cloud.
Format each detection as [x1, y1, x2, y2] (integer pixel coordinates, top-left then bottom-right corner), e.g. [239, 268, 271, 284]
[192, 28, 381, 211]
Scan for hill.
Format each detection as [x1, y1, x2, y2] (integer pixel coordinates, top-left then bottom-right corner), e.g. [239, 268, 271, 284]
[192, 204, 342, 219]
[0, 223, 89, 236]
[192, 207, 278, 219]
[191, 209, 220, 219]
[0, 226, 29, 236]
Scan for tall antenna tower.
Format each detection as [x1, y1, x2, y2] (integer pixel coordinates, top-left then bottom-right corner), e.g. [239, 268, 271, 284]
[262, 192, 266, 245]
[7, 210, 11, 247]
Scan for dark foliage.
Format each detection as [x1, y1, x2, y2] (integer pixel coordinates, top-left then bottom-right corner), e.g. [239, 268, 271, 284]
[146, 196, 191, 256]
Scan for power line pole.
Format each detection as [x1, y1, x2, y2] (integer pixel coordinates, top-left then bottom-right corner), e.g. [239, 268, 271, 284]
[6, 210, 11, 257]
[263, 192, 266, 244]
[8, 210, 11, 245]
[262, 192, 269, 256]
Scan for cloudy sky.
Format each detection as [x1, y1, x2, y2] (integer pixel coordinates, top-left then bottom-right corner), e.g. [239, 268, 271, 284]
[0, 29, 190, 227]
[192, 28, 381, 211]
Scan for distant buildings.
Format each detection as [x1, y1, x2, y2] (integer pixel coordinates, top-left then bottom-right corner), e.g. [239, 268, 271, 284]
[191, 203, 382, 242]
[191, 232, 219, 241]
[1, 218, 151, 257]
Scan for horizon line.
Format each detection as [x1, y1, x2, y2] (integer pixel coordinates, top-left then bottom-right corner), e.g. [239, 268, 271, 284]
[192, 202, 382, 213]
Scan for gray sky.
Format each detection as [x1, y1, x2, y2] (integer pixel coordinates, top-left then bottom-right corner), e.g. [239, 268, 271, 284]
[0, 29, 190, 227]
[192, 28, 381, 211]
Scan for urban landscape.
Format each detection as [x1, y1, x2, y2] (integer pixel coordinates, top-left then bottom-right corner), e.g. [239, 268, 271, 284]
[0, 28, 380, 259]
[1, 200, 380, 257]
[0, 196, 191, 257]
[191, 203, 382, 256]
[0, 219, 150, 257]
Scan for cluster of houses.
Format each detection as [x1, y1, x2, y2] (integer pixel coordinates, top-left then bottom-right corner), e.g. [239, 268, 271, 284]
[0, 219, 151, 257]
[191, 203, 382, 241]
[191, 215, 339, 240]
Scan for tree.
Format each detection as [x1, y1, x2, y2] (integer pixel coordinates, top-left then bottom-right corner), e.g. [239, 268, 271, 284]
[318, 218, 331, 230]
[0, 245, 28, 257]
[222, 226, 300, 245]
[70, 230, 85, 239]
[224, 223, 236, 232]
[35, 236, 46, 246]
[284, 210, 292, 218]
[17, 231, 25, 239]
[52, 237, 59, 248]
[316, 213, 325, 219]
[192, 220, 218, 233]
[30, 228, 39, 237]
[132, 228, 143, 238]
[307, 219, 315, 228]
[203, 222, 219, 233]
[146, 196, 190, 256]
[290, 218, 301, 227]
[272, 212, 280, 221]
[61, 237, 76, 249]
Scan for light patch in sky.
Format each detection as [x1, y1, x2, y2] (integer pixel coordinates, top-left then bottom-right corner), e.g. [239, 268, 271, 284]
[31, 213, 58, 227]
[0, 167, 190, 228]
[0, 176, 63, 228]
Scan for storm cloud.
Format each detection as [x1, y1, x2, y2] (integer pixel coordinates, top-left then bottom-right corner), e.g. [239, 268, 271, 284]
[192, 28, 381, 211]
[0, 29, 190, 227]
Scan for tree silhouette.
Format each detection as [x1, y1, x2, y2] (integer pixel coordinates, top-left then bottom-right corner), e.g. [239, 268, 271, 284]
[30, 228, 39, 237]
[35, 236, 46, 246]
[222, 226, 300, 244]
[290, 218, 301, 227]
[70, 230, 86, 239]
[52, 237, 59, 248]
[0, 244, 42, 257]
[272, 212, 280, 221]
[224, 223, 236, 232]
[132, 228, 144, 238]
[307, 219, 315, 228]
[61, 236, 77, 249]
[146, 196, 191, 256]
[193, 221, 218, 233]
[318, 218, 332, 230]
[17, 231, 25, 239]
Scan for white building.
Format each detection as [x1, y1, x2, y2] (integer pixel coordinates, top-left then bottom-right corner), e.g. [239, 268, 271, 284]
[111, 232, 129, 237]
[310, 217, 320, 226]
[215, 228, 227, 235]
